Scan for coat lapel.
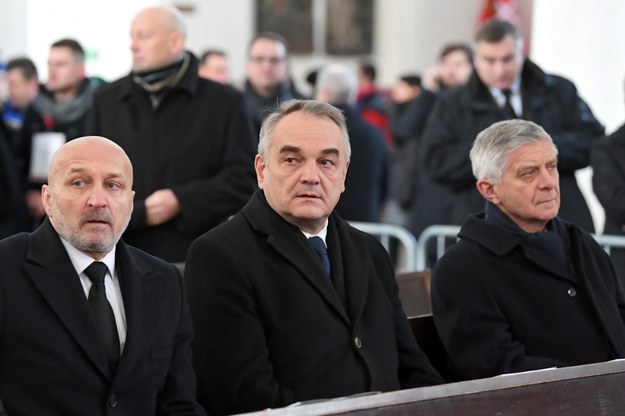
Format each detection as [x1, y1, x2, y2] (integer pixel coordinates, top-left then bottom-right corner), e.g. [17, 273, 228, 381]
[112, 242, 162, 383]
[244, 192, 350, 324]
[330, 216, 369, 326]
[24, 219, 113, 379]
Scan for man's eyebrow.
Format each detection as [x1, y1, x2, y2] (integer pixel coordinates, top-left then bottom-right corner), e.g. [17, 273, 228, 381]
[279, 145, 302, 154]
[320, 148, 340, 157]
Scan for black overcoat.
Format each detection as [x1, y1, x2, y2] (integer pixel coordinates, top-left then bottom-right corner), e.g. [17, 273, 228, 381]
[184, 191, 443, 415]
[432, 213, 625, 381]
[0, 219, 205, 415]
[85, 53, 257, 262]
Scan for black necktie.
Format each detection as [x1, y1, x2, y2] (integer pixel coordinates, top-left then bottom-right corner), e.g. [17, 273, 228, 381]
[307, 236, 331, 277]
[501, 88, 518, 119]
[84, 262, 120, 369]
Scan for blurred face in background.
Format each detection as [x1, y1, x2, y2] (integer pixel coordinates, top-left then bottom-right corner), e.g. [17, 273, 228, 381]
[246, 38, 287, 95]
[130, 7, 185, 72]
[474, 35, 524, 91]
[391, 80, 420, 104]
[46, 46, 84, 96]
[199, 53, 229, 84]
[8, 68, 39, 110]
[439, 49, 472, 88]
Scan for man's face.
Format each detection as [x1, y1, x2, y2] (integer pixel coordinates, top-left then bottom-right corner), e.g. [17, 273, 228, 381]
[198, 54, 229, 84]
[46, 46, 84, 94]
[474, 35, 524, 90]
[42, 138, 135, 259]
[8, 68, 39, 110]
[439, 49, 472, 88]
[130, 8, 182, 72]
[480, 140, 560, 233]
[255, 111, 349, 233]
[246, 38, 287, 93]
[391, 81, 419, 104]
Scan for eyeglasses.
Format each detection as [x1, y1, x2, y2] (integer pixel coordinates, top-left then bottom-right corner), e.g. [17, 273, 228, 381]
[250, 56, 285, 65]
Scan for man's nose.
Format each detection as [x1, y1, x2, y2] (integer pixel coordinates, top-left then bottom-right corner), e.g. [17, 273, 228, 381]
[301, 161, 321, 184]
[87, 187, 108, 207]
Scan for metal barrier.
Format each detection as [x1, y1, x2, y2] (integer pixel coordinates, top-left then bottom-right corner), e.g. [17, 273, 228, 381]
[415, 225, 460, 271]
[415, 224, 625, 271]
[349, 221, 418, 273]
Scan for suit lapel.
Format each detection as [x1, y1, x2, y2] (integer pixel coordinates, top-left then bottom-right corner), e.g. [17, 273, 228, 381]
[331, 216, 369, 326]
[244, 192, 350, 324]
[25, 219, 112, 378]
[112, 242, 162, 383]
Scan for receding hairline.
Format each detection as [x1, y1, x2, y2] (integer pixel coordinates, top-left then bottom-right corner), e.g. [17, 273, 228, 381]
[48, 137, 133, 184]
[133, 6, 186, 36]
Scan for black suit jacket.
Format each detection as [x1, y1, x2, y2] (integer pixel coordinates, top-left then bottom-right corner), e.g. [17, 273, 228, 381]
[185, 191, 443, 415]
[0, 219, 205, 415]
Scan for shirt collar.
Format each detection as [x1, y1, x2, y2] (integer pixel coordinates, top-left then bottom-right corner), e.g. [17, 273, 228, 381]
[59, 236, 116, 276]
[301, 219, 329, 245]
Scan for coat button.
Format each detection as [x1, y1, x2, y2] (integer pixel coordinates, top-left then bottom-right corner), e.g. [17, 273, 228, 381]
[109, 395, 118, 408]
[567, 287, 577, 297]
[354, 337, 362, 348]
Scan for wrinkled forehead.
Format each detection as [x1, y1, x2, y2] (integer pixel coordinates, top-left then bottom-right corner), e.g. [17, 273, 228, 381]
[49, 139, 133, 182]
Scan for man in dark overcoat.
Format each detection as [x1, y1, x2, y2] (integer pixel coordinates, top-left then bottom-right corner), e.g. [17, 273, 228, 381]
[85, 6, 256, 262]
[421, 19, 604, 232]
[185, 100, 443, 415]
[0, 136, 204, 415]
[432, 119, 625, 381]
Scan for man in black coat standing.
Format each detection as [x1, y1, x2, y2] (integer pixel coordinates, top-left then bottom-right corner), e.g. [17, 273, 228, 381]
[432, 120, 625, 381]
[185, 100, 443, 415]
[314, 63, 388, 222]
[86, 5, 256, 263]
[421, 19, 604, 232]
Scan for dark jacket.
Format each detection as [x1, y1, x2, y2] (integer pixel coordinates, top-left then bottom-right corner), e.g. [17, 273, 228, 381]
[591, 123, 625, 284]
[243, 79, 306, 137]
[421, 59, 604, 231]
[432, 213, 625, 381]
[389, 89, 436, 210]
[335, 104, 388, 222]
[85, 53, 257, 262]
[185, 191, 443, 415]
[0, 127, 29, 237]
[0, 219, 205, 415]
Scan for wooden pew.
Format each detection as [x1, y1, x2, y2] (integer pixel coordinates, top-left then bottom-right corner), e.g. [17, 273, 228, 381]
[238, 359, 625, 415]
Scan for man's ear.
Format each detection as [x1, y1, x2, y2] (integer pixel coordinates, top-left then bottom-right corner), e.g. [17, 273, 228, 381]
[476, 179, 500, 204]
[254, 154, 266, 189]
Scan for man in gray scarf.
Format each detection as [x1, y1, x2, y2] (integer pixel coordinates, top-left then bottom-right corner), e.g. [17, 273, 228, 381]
[85, 6, 256, 263]
[19, 38, 103, 227]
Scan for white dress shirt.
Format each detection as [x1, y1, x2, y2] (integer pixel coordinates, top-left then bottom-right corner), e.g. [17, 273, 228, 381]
[60, 237, 128, 352]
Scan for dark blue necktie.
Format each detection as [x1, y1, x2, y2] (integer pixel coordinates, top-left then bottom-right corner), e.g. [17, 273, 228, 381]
[84, 261, 120, 370]
[308, 236, 331, 277]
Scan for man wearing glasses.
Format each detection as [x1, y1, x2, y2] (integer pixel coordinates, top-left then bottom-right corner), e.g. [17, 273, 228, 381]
[243, 32, 306, 136]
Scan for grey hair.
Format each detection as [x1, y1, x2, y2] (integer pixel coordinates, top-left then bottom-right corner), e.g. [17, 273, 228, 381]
[470, 119, 558, 183]
[316, 64, 359, 105]
[258, 99, 351, 161]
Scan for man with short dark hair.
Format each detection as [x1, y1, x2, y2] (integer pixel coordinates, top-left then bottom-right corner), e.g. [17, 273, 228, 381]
[421, 19, 604, 232]
[20, 38, 104, 227]
[432, 119, 625, 381]
[198, 49, 229, 84]
[243, 32, 306, 136]
[2, 57, 39, 145]
[185, 99, 443, 415]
